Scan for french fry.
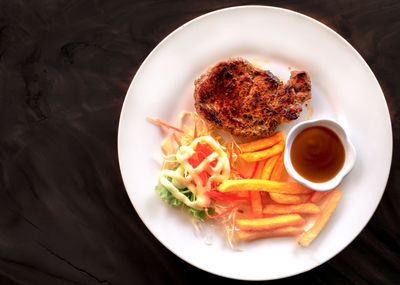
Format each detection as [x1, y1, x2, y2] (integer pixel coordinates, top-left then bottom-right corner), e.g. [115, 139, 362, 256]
[310, 190, 331, 203]
[298, 191, 342, 247]
[236, 214, 306, 231]
[269, 193, 311, 204]
[238, 131, 284, 153]
[263, 203, 320, 215]
[250, 191, 263, 218]
[260, 192, 275, 204]
[236, 203, 254, 220]
[270, 152, 285, 181]
[218, 179, 313, 194]
[239, 141, 284, 162]
[310, 188, 337, 203]
[261, 155, 279, 180]
[237, 226, 304, 241]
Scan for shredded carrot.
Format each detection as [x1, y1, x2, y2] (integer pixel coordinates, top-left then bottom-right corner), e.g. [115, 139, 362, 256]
[169, 162, 179, 169]
[210, 196, 248, 202]
[250, 191, 263, 218]
[208, 191, 249, 202]
[147, 117, 184, 133]
[209, 196, 249, 202]
[228, 148, 234, 168]
[250, 161, 260, 179]
[193, 123, 197, 139]
[228, 148, 246, 179]
[172, 133, 181, 146]
[205, 204, 240, 219]
[198, 171, 209, 187]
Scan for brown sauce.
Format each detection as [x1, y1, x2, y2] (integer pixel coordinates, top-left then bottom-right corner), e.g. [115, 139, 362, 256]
[290, 126, 345, 183]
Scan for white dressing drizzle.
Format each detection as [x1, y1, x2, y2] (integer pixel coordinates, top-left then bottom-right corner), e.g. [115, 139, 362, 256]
[159, 136, 230, 210]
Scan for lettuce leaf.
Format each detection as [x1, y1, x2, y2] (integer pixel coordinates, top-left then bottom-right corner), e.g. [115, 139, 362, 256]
[155, 184, 183, 207]
[155, 182, 214, 219]
[185, 205, 215, 219]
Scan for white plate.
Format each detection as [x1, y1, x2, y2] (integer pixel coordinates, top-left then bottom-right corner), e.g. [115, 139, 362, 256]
[118, 6, 392, 280]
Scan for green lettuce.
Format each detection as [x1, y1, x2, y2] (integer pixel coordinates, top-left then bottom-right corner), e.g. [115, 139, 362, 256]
[155, 184, 183, 207]
[155, 179, 214, 219]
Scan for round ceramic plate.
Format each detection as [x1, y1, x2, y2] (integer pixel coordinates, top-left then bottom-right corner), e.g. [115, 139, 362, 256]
[118, 6, 392, 280]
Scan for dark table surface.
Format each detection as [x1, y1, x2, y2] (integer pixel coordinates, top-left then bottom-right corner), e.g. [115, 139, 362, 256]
[0, 0, 399, 284]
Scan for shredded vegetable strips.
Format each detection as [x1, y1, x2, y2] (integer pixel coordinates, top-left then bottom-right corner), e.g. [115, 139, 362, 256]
[205, 204, 240, 219]
[147, 117, 184, 133]
[159, 136, 231, 209]
[151, 111, 338, 250]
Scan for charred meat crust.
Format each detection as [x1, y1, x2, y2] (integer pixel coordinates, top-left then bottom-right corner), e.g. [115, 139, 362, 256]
[194, 58, 311, 137]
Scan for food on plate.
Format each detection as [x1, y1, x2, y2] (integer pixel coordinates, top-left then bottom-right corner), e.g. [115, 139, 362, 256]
[194, 58, 311, 137]
[290, 126, 345, 183]
[310, 188, 335, 203]
[159, 135, 230, 209]
[237, 226, 304, 241]
[263, 203, 320, 215]
[150, 58, 344, 249]
[250, 190, 263, 218]
[269, 152, 285, 181]
[236, 214, 306, 231]
[218, 179, 313, 194]
[238, 131, 284, 152]
[239, 140, 285, 162]
[261, 155, 279, 180]
[269, 192, 311, 204]
[151, 112, 342, 248]
[298, 191, 342, 247]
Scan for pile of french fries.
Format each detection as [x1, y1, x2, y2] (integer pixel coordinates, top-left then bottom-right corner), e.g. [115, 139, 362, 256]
[222, 131, 342, 247]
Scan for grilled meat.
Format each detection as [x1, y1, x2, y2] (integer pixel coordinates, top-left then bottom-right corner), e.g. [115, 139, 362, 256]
[194, 58, 311, 137]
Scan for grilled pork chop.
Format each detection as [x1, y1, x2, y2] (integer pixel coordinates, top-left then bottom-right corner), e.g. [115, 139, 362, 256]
[194, 58, 311, 137]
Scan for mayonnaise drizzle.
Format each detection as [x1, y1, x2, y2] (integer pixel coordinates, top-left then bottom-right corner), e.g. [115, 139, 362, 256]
[159, 136, 230, 210]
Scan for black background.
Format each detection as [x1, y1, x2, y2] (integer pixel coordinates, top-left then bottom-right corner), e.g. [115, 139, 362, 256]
[0, 0, 399, 284]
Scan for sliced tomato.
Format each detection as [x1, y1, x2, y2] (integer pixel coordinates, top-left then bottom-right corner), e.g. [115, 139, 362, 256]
[188, 143, 215, 168]
[210, 159, 218, 168]
[188, 155, 200, 168]
[187, 143, 215, 186]
[195, 143, 214, 157]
